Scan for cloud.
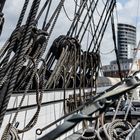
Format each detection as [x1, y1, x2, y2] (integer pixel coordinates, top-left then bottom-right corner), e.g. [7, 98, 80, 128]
[116, 0, 140, 24]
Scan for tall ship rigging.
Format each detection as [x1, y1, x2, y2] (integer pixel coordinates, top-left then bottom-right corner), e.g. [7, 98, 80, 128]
[0, 0, 140, 140]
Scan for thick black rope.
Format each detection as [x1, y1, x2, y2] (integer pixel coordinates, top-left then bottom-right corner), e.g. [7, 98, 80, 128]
[0, 0, 41, 128]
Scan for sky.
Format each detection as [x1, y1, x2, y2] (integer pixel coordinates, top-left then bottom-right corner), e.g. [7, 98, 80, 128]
[0, 0, 140, 65]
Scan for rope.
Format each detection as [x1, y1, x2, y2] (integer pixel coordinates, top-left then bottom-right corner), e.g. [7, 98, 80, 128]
[42, 0, 52, 29]
[124, 92, 135, 121]
[63, 5, 74, 21]
[67, 0, 88, 36]
[108, 119, 133, 139]
[88, 0, 115, 52]
[0, 12, 4, 36]
[0, 0, 29, 82]
[1, 123, 20, 140]
[21, 94, 30, 139]
[43, 0, 65, 31]
[0, 0, 120, 139]
[2, 59, 46, 139]
[112, 97, 122, 122]
[100, 49, 114, 55]
[0, 0, 41, 131]
[2, 0, 65, 136]
[96, 119, 133, 140]
[35, 0, 50, 23]
[111, 12, 122, 81]
[17, 73, 41, 133]
[77, 0, 99, 39]
[0, 0, 6, 12]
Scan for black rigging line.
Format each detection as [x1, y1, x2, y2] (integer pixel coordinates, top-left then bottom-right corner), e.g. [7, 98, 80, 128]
[111, 13, 123, 81]
[94, 0, 116, 53]
[74, 0, 78, 36]
[63, 5, 74, 21]
[100, 49, 115, 55]
[0, 0, 6, 12]
[87, 0, 109, 52]
[94, 2, 101, 17]
[74, 0, 78, 14]
[88, 0, 98, 47]
[0, 0, 41, 127]
[91, 1, 116, 86]
[0, 0, 30, 125]
[42, 0, 52, 30]
[0, 0, 5, 36]
[73, 45, 77, 107]
[63, 1, 93, 38]
[79, 44, 82, 104]
[0, 0, 29, 71]
[89, 0, 97, 28]
[36, 0, 50, 23]
[63, 2, 91, 28]
[63, 66, 66, 114]
[43, 1, 63, 31]
[93, 0, 115, 53]
[76, 1, 91, 85]
[67, 0, 88, 36]
[38, 0, 66, 79]
[79, 0, 99, 42]
[73, 0, 96, 37]
[102, 0, 106, 5]
[76, 0, 99, 39]
[73, 0, 88, 10]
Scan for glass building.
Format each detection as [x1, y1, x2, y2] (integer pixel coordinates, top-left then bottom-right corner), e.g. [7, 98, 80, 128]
[117, 23, 136, 60]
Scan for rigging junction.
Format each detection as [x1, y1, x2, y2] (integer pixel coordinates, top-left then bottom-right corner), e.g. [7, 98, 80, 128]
[0, 0, 140, 140]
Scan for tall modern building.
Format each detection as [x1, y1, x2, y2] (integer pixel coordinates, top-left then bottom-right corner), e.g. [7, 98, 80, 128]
[117, 23, 136, 60]
[102, 23, 139, 78]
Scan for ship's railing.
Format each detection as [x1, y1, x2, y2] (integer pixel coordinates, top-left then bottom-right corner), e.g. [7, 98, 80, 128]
[126, 123, 140, 140]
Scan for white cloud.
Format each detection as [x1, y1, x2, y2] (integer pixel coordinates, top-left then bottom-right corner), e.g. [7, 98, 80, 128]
[116, 0, 140, 25]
